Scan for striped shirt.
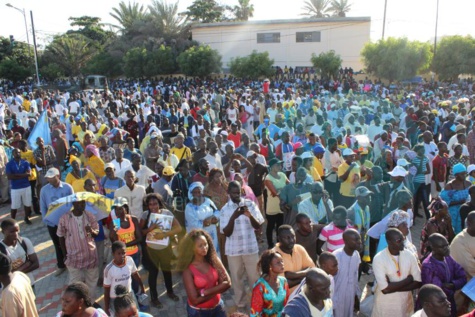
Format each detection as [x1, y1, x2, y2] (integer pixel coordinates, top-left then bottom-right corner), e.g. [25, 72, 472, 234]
[412, 156, 429, 183]
[318, 221, 355, 252]
[57, 211, 98, 269]
[220, 198, 265, 256]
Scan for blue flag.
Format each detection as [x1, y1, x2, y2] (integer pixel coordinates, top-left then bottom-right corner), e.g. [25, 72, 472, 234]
[27, 111, 52, 150]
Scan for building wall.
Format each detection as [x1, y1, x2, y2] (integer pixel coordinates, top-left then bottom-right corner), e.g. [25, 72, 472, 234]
[192, 18, 370, 72]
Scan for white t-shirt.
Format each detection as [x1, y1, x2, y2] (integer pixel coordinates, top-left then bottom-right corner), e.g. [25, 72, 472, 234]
[103, 256, 137, 298]
[69, 101, 80, 114]
[0, 238, 36, 284]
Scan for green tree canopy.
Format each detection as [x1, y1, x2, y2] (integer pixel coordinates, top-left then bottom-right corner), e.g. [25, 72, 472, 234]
[310, 50, 342, 80]
[0, 58, 31, 83]
[301, 0, 331, 18]
[229, 50, 275, 78]
[67, 16, 114, 46]
[123, 47, 148, 78]
[177, 45, 222, 77]
[110, 1, 148, 34]
[328, 0, 352, 17]
[184, 0, 228, 23]
[83, 52, 123, 78]
[432, 36, 475, 81]
[361, 37, 432, 82]
[149, 0, 189, 41]
[231, 0, 254, 21]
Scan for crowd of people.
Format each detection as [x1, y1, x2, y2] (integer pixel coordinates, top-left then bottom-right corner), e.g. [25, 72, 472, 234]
[1, 74, 475, 317]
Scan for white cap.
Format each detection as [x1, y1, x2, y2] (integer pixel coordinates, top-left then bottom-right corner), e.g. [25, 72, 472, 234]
[387, 166, 408, 177]
[468, 164, 475, 175]
[45, 168, 60, 178]
[342, 148, 354, 156]
[397, 158, 410, 167]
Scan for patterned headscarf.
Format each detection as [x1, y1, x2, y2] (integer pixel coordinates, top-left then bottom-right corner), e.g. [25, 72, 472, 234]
[428, 197, 448, 216]
[86, 144, 100, 157]
[387, 211, 410, 228]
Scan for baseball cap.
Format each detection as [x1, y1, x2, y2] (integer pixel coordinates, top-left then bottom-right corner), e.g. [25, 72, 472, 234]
[355, 186, 373, 197]
[342, 148, 354, 156]
[301, 152, 313, 159]
[104, 162, 115, 171]
[220, 130, 228, 136]
[246, 150, 256, 158]
[397, 159, 410, 167]
[45, 168, 60, 178]
[387, 166, 408, 177]
[312, 143, 325, 154]
[268, 158, 282, 168]
[163, 166, 176, 176]
[112, 197, 129, 208]
[455, 124, 466, 132]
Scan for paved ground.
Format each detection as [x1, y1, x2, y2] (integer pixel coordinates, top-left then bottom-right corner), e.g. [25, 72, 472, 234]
[0, 205, 425, 317]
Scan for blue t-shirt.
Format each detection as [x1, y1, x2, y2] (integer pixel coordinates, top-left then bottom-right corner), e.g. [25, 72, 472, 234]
[101, 177, 125, 199]
[5, 159, 30, 189]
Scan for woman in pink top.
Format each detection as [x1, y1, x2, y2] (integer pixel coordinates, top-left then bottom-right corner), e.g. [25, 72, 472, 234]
[178, 229, 231, 316]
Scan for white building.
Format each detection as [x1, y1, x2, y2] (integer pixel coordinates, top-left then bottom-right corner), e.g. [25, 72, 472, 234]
[191, 17, 371, 72]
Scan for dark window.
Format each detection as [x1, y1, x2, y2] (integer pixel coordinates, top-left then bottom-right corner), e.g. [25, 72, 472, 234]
[257, 33, 280, 43]
[296, 31, 321, 43]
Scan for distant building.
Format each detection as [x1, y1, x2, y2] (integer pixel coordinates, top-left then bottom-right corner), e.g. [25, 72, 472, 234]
[191, 17, 371, 72]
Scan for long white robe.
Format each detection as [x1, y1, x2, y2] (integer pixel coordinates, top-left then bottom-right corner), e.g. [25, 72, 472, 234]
[372, 248, 421, 317]
[333, 248, 361, 317]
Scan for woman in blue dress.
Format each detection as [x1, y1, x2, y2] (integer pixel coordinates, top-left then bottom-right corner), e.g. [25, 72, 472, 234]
[440, 163, 471, 234]
[185, 182, 220, 255]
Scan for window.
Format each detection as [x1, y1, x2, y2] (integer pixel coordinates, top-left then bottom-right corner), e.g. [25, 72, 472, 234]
[257, 33, 280, 43]
[296, 31, 321, 43]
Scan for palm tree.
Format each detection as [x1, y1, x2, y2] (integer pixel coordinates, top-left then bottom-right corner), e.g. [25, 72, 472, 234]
[110, 1, 148, 33]
[48, 34, 96, 76]
[148, 0, 188, 41]
[328, 0, 352, 17]
[233, 0, 254, 21]
[301, 0, 331, 18]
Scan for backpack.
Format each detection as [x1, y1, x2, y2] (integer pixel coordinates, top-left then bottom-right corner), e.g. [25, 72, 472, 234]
[0, 238, 29, 261]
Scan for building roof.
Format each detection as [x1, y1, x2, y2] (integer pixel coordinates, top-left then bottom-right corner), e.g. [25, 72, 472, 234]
[191, 17, 371, 29]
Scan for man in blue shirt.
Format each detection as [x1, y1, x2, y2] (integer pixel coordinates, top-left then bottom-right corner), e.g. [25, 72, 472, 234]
[6, 148, 32, 224]
[40, 167, 74, 276]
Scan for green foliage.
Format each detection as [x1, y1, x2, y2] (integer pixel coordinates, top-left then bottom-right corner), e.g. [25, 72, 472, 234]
[67, 16, 114, 46]
[0, 58, 32, 82]
[361, 37, 432, 82]
[310, 50, 342, 80]
[83, 52, 123, 78]
[432, 36, 475, 81]
[39, 63, 64, 81]
[177, 45, 222, 77]
[110, 1, 148, 33]
[149, 0, 188, 41]
[328, 0, 352, 17]
[184, 0, 227, 23]
[229, 50, 275, 78]
[46, 33, 97, 77]
[123, 47, 148, 78]
[122, 45, 178, 78]
[301, 0, 331, 17]
[147, 45, 177, 76]
[231, 0, 254, 21]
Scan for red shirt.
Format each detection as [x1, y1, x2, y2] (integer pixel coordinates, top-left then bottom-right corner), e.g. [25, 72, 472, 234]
[432, 154, 448, 182]
[228, 132, 241, 148]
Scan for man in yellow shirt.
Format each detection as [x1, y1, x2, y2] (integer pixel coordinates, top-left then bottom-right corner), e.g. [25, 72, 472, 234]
[272, 225, 315, 292]
[18, 140, 40, 215]
[170, 133, 192, 161]
[338, 148, 361, 208]
[312, 143, 325, 178]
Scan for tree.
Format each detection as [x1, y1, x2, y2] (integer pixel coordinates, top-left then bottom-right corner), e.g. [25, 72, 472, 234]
[149, 0, 189, 41]
[146, 45, 177, 76]
[110, 1, 148, 33]
[47, 33, 97, 77]
[432, 36, 475, 81]
[83, 52, 123, 77]
[328, 0, 352, 17]
[232, 0, 254, 21]
[177, 45, 222, 77]
[0, 59, 31, 83]
[184, 0, 227, 23]
[310, 50, 342, 80]
[229, 51, 275, 78]
[67, 16, 113, 46]
[301, 0, 331, 18]
[39, 63, 64, 81]
[122, 47, 148, 78]
[361, 37, 432, 82]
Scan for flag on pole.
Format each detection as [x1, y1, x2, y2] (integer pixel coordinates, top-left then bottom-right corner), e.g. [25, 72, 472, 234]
[27, 111, 52, 150]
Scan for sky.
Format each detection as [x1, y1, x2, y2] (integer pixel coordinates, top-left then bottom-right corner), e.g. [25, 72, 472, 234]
[1, 0, 474, 47]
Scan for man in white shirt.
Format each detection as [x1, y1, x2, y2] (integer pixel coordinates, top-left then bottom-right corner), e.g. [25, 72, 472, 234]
[111, 148, 132, 177]
[114, 170, 146, 219]
[69, 100, 80, 116]
[204, 141, 223, 170]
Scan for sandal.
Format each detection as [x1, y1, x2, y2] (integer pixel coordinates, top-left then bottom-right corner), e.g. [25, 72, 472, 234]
[151, 298, 163, 308]
[167, 292, 179, 301]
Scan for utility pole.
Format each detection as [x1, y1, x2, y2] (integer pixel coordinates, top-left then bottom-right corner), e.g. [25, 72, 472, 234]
[30, 10, 41, 86]
[5, 4, 31, 57]
[434, 0, 440, 56]
[382, 0, 388, 40]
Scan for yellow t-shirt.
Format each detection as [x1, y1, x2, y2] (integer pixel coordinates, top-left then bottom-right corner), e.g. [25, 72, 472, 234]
[72, 124, 82, 141]
[170, 146, 192, 161]
[273, 244, 315, 292]
[20, 150, 37, 181]
[65, 170, 97, 192]
[313, 158, 324, 178]
[308, 166, 322, 182]
[338, 162, 361, 197]
[22, 100, 31, 112]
